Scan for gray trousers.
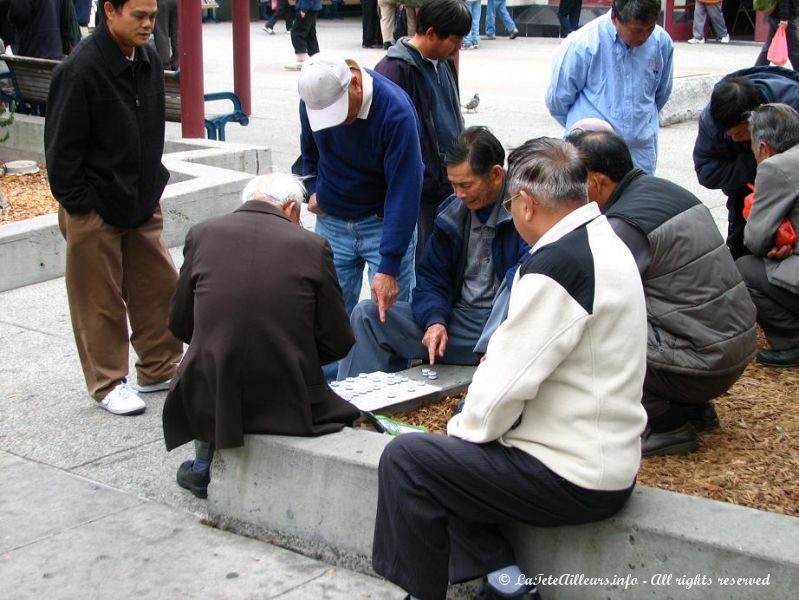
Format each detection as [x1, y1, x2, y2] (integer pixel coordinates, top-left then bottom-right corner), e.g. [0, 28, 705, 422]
[337, 300, 490, 379]
[692, 2, 728, 40]
[737, 255, 799, 350]
[642, 365, 745, 419]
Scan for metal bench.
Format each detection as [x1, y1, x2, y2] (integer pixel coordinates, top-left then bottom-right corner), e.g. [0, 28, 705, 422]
[164, 69, 249, 141]
[0, 55, 248, 140]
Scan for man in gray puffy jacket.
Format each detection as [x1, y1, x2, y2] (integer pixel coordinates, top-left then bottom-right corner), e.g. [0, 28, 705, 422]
[569, 128, 757, 457]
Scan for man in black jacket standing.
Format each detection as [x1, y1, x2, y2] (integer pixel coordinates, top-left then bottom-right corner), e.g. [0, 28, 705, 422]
[45, 0, 183, 416]
[374, 0, 471, 260]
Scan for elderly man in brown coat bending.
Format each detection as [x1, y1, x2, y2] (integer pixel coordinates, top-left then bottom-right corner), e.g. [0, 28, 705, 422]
[162, 173, 360, 498]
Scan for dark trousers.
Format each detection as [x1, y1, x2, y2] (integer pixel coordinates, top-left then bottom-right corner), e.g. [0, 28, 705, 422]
[558, 0, 581, 36]
[756, 16, 799, 71]
[291, 10, 319, 55]
[362, 0, 381, 46]
[736, 255, 799, 350]
[372, 434, 634, 600]
[726, 186, 752, 260]
[266, 0, 294, 29]
[154, 0, 179, 70]
[642, 365, 746, 420]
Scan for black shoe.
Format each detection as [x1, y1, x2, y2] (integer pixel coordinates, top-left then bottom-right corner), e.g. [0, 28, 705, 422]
[642, 423, 698, 457]
[681, 402, 720, 432]
[477, 578, 541, 599]
[509, 29, 519, 40]
[177, 460, 210, 499]
[756, 346, 799, 368]
[383, 41, 393, 50]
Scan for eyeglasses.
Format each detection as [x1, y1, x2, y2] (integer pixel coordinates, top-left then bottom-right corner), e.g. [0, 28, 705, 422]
[502, 192, 521, 212]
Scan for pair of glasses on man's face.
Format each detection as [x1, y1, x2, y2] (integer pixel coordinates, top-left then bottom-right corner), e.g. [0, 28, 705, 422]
[502, 192, 521, 212]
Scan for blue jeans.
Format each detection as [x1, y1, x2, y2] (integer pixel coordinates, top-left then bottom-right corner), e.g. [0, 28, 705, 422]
[485, 0, 516, 36]
[315, 212, 416, 316]
[464, 0, 481, 45]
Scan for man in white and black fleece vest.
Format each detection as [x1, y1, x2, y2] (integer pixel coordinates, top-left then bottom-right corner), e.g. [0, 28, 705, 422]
[372, 138, 648, 600]
[568, 128, 757, 458]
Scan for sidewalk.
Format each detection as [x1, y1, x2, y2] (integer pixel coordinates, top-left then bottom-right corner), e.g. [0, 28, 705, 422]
[0, 16, 768, 599]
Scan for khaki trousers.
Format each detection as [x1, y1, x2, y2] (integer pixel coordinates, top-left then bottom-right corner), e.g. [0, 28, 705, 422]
[59, 206, 183, 400]
[378, 1, 417, 45]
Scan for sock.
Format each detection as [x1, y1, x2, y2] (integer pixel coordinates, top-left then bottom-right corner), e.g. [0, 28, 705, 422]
[192, 457, 210, 472]
[487, 564, 527, 595]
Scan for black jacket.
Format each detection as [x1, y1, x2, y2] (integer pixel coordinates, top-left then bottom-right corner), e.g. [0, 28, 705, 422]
[45, 22, 169, 228]
[375, 40, 461, 207]
[9, 0, 74, 59]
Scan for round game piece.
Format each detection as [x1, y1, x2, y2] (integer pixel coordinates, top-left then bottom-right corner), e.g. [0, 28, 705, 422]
[421, 368, 430, 376]
[358, 373, 368, 378]
[428, 370, 437, 378]
[428, 374, 438, 380]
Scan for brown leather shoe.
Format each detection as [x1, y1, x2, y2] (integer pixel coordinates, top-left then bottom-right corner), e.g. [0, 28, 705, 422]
[642, 423, 698, 457]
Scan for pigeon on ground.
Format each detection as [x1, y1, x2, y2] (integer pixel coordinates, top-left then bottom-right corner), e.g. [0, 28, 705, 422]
[463, 93, 480, 113]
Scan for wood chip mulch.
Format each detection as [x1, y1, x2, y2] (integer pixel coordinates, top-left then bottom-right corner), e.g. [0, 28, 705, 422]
[3, 171, 797, 516]
[0, 167, 58, 224]
[396, 350, 798, 517]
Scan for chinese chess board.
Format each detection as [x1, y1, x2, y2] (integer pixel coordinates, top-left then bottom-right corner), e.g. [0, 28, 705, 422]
[330, 371, 442, 413]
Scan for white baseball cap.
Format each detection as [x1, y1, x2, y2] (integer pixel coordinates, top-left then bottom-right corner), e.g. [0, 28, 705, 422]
[297, 54, 353, 132]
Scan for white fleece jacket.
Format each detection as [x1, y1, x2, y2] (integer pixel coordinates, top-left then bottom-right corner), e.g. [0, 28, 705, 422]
[448, 203, 648, 491]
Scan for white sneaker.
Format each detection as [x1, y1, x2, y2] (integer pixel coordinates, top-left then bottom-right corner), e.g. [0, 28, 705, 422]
[284, 62, 303, 71]
[130, 379, 172, 393]
[719, 34, 730, 44]
[263, 25, 274, 34]
[99, 383, 146, 416]
[687, 38, 704, 44]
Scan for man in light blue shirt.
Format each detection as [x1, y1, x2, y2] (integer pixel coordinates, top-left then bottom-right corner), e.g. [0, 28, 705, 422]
[545, 0, 673, 174]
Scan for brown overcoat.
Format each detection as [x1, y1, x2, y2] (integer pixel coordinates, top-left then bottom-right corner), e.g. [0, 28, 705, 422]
[163, 201, 359, 451]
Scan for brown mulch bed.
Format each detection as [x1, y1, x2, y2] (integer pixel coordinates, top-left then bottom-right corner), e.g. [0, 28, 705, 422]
[395, 354, 798, 517]
[0, 167, 58, 224]
[4, 171, 797, 516]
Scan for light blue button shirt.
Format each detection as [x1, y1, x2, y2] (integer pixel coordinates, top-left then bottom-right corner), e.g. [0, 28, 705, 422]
[545, 12, 674, 174]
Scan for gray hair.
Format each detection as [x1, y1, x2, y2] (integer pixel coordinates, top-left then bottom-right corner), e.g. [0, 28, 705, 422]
[241, 173, 306, 215]
[506, 137, 588, 210]
[748, 103, 799, 154]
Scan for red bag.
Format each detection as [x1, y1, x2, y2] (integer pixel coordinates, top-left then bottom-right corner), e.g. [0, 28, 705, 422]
[768, 26, 789, 67]
[743, 183, 798, 247]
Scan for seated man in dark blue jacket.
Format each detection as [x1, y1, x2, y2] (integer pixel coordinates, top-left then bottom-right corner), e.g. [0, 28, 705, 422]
[338, 127, 530, 378]
[693, 66, 799, 258]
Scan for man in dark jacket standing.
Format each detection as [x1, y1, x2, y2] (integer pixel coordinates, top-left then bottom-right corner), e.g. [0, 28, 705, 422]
[570, 129, 757, 457]
[163, 174, 361, 499]
[755, 0, 799, 70]
[374, 0, 471, 260]
[338, 127, 529, 378]
[9, 0, 77, 59]
[45, 0, 183, 416]
[693, 66, 799, 258]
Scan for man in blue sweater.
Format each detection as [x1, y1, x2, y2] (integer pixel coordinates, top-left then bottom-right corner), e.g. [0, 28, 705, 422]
[298, 53, 424, 320]
[338, 127, 529, 379]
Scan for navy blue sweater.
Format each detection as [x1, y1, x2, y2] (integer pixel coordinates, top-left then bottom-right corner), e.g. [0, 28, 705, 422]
[300, 69, 423, 276]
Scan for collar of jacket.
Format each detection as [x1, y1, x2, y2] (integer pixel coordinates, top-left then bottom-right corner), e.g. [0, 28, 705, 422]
[605, 168, 647, 211]
[386, 38, 456, 73]
[235, 199, 291, 221]
[93, 21, 152, 76]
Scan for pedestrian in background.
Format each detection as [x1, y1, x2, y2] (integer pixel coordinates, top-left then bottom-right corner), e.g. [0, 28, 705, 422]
[688, 0, 730, 44]
[482, 0, 519, 40]
[755, 0, 799, 69]
[558, 0, 582, 37]
[263, 0, 294, 35]
[154, 0, 178, 69]
[285, 0, 321, 70]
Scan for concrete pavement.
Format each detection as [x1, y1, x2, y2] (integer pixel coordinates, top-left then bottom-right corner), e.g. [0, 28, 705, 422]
[0, 15, 778, 599]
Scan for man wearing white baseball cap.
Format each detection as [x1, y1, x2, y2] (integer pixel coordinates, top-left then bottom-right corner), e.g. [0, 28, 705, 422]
[298, 53, 424, 324]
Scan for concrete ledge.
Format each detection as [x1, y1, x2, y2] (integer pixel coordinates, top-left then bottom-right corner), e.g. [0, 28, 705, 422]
[0, 116, 271, 291]
[660, 74, 721, 127]
[209, 429, 799, 599]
